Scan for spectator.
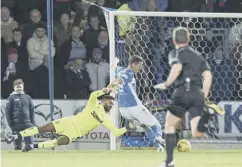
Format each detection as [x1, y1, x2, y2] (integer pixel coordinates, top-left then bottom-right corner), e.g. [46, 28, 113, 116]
[1, 7, 18, 44]
[87, 0, 112, 28]
[53, 0, 84, 23]
[168, 0, 205, 12]
[97, 30, 109, 62]
[86, 48, 109, 92]
[117, 3, 136, 37]
[201, 0, 215, 12]
[71, 0, 85, 26]
[21, 9, 45, 43]
[192, 29, 216, 58]
[82, 15, 105, 60]
[2, 48, 27, 98]
[1, 0, 16, 15]
[64, 59, 91, 99]
[131, 0, 168, 11]
[57, 26, 86, 69]
[15, 0, 45, 24]
[53, 0, 73, 21]
[224, 0, 242, 13]
[5, 79, 35, 151]
[54, 13, 72, 52]
[27, 23, 55, 71]
[207, 46, 238, 102]
[7, 28, 29, 67]
[69, 10, 77, 26]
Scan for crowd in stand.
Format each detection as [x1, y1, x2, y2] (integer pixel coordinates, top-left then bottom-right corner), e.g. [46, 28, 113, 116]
[1, 0, 242, 101]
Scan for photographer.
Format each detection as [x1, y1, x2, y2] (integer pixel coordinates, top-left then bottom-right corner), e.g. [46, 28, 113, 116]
[5, 79, 35, 151]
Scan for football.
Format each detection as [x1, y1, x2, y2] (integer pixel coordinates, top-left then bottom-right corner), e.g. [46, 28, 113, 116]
[177, 139, 192, 152]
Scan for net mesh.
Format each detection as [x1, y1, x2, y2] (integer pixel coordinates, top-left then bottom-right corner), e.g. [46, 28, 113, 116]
[108, 12, 242, 149]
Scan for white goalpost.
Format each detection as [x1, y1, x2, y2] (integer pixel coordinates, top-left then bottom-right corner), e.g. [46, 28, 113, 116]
[107, 10, 242, 150]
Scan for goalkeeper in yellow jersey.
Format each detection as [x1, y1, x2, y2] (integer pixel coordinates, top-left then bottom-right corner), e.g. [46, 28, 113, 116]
[6, 88, 135, 152]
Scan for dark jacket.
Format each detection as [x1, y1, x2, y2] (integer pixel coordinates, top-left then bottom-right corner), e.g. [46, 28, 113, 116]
[5, 91, 35, 128]
[7, 40, 29, 67]
[81, 27, 103, 60]
[57, 38, 85, 69]
[65, 68, 91, 99]
[30, 65, 64, 99]
[54, 23, 72, 52]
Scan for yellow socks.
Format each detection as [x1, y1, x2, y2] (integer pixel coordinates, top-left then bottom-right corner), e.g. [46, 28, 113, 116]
[36, 139, 58, 148]
[19, 127, 39, 137]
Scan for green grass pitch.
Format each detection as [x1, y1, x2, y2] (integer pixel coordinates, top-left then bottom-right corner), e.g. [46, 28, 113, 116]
[2, 150, 242, 167]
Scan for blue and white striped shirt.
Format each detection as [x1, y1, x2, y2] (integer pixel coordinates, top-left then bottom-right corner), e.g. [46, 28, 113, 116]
[116, 67, 141, 108]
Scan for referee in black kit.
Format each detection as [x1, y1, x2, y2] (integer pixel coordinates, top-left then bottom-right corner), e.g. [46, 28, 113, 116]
[154, 27, 223, 167]
[5, 79, 35, 152]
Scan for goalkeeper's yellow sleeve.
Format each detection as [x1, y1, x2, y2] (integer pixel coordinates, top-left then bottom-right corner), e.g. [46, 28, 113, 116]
[87, 90, 106, 107]
[102, 116, 127, 137]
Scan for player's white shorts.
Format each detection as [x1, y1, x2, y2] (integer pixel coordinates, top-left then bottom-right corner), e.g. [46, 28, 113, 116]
[119, 105, 159, 127]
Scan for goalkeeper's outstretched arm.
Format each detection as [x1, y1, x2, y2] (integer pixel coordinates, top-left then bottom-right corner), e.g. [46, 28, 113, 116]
[102, 116, 127, 137]
[102, 116, 136, 137]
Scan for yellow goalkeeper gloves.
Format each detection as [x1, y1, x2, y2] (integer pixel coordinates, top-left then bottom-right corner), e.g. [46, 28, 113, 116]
[205, 101, 225, 116]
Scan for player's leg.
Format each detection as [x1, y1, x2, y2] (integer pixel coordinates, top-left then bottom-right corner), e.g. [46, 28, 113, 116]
[162, 111, 182, 167]
[190, 116, 205, 138]
[11, 126, 23, 150]
[22, 124, 35, 152]
[34, 135, 70, 149]
[6, 122, 56, 144]
[20, 122, 56, 137]
[189, 91, 210, 138]
[190, 107, 211, 138]
[137, 106, 163, 137]
[157, 97, 186, 167]
[13, 131, 23, 150]
[130, 106, 165, 150]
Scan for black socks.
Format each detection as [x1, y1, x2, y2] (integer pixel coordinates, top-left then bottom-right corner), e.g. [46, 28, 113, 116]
[165, 133, 176, 164]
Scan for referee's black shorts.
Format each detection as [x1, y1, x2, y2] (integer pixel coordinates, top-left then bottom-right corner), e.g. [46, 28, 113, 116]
[167, 87, 205, 119]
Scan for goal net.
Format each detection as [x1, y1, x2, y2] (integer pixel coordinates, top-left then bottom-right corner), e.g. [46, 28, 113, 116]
[104, 9, 242, 150]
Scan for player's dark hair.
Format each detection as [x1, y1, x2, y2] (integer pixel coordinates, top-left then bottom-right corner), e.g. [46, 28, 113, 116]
[129, 55, 143, 65]
[13, 27, 23, 34]
[173, 27, 190, 44]
[13, 78, 24, 86]
[35, 23, 46, 31]
[98, 94, 115, 101]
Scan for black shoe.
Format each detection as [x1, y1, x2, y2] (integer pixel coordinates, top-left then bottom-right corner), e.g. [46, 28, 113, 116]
[5, 134, 18, 144]
[157, 161, 175, 167]
[22, 145, 33, 152]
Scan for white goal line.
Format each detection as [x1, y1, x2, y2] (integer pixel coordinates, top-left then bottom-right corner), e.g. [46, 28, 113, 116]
[111, 11, 242, 18]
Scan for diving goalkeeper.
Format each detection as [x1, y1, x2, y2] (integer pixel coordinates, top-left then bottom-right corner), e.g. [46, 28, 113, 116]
[6, 88, 135, 152]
